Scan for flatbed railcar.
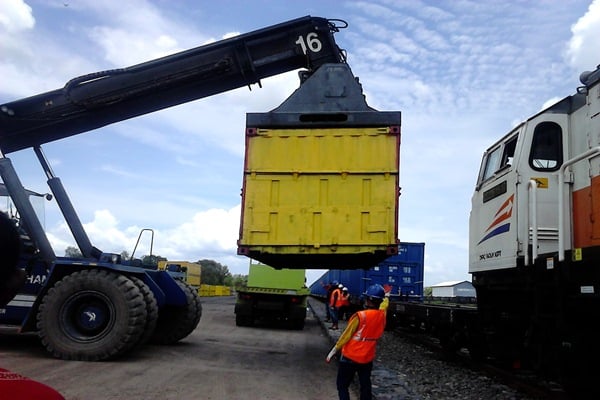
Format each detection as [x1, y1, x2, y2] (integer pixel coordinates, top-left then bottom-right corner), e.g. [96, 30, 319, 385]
[309, 242, 424, 301]
[309, 242, 424, 323]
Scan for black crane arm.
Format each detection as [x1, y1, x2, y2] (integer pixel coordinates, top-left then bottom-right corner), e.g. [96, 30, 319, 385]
[0, 16, 346, 154]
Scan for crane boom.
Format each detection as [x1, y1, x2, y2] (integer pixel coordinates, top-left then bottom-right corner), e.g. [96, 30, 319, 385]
[0, 16, 345, 154]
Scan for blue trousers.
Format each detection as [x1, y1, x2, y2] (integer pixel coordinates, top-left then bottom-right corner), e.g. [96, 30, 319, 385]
[330, 306, 339, 326]
[336, 355, 373, 400]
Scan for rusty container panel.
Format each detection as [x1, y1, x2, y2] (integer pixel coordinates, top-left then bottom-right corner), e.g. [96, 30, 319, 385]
[238, 126, 400, 269]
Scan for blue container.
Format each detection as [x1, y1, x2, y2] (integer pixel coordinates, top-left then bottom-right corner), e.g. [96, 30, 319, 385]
[309, 242, 425, 302]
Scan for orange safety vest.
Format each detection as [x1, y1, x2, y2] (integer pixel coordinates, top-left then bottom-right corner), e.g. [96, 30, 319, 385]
[341, 309, 386, 363]
[338, 292, 350, 308]
[330, 288, 341, 307]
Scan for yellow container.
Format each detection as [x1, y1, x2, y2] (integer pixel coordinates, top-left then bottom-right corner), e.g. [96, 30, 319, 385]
[199, 284, 211, 297]
[157, 261, 201, 287]
[238, 126, 400, 269]
[215, 286, 231, 296]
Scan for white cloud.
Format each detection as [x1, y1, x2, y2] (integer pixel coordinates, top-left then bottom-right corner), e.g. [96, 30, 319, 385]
[0, 0, 34, 33]
[540, 96, 563, 111]
[162, 206, 241, 254]
[222, 31, 240, 40]
[89, 25, 186, 66]
[567, 0, 600, 71]
[99, 164, 146, 180]
[48, 205, 248, 274]
[0, 2, 98, 99]
[79, 1, 212, 67]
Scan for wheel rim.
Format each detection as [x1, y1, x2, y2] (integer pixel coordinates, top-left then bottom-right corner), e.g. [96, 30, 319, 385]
[59, 291, 115, 342]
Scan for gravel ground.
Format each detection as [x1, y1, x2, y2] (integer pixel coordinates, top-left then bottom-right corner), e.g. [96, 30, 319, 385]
[308, 298, 538, 400]
[371, 332, 538, 400]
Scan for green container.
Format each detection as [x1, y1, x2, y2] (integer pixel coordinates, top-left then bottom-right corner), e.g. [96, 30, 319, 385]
[247, 263, 308, 293]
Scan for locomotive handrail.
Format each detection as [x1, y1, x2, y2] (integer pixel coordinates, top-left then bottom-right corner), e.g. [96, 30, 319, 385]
[558, 146, 600, 261]
[525, 179, 538, 265]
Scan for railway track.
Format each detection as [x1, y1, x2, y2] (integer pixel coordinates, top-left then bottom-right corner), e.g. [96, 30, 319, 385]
[392, 326, 572, 399]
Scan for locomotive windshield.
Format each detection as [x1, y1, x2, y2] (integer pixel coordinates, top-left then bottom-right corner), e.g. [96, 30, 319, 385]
[529, 121, 562, 171]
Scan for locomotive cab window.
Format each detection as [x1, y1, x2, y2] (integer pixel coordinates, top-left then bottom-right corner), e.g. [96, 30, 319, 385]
[529, 121, 562, 171]
[478, 134, 518, 186]
[481, 147, 501, 182]
[500, 136, 517, 170]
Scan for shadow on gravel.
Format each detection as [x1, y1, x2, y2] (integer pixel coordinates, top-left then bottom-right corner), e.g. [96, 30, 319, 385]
[235, 316, 319, 331]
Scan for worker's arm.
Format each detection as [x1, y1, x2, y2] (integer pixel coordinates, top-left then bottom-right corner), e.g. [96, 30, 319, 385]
[379, 284, 392, 313]
[325, 313, 360, 363]
[380, 296, 389, 312]
[334, 314, 360, 350]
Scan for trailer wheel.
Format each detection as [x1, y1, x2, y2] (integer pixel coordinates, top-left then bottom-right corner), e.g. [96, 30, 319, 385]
[129, 276, 159, 347]
[37, 269, 147, 361]
[235, 314, 253, 327]
[290, 318, 305, 330]
[151, 280, 202, 344]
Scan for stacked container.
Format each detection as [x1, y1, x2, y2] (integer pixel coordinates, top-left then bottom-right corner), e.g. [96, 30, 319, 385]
[309, 242, 425, 302]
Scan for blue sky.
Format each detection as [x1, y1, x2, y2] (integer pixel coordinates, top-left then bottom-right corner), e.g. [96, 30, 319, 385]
[1, 0, 598, 286]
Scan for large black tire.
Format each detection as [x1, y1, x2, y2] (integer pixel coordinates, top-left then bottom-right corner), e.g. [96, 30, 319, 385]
[151, 280, 202, 345]
[129, 276, 159, 347]
[37, 269, 147, 361]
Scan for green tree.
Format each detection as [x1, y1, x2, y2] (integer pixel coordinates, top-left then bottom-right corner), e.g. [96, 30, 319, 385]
[65, 246, 83, 258]
[197, 259, 232, 285]
[230, 274, 247, 289]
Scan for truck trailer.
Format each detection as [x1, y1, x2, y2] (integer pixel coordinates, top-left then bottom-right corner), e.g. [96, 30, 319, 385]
[235, 261, 309, 329]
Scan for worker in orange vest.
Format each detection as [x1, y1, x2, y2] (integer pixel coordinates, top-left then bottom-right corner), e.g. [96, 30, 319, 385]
[323, 281, 336, 322]
[326, 283, 390, 400]
[329, 283, 343, 330]
[338, 287, 351, 320]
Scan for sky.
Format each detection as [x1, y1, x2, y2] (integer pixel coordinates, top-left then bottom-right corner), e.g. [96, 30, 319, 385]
[0, 0, 599, 287]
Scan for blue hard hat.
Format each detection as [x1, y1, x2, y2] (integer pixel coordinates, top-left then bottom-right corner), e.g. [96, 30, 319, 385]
[364, 284, 385, 301]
